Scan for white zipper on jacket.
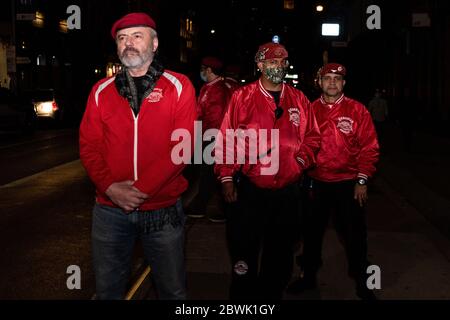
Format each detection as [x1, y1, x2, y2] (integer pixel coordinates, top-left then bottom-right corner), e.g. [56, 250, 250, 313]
[133, 112, 139, 181]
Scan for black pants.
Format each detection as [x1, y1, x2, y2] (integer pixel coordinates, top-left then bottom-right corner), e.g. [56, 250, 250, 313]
[301, 179, 370, 283]
[189, 162, 223, 213]
[188, 140, 224, 215]
[226, 176, 302, 300]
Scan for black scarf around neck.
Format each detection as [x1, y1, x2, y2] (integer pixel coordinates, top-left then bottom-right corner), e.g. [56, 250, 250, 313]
[115, 58, 165, 116]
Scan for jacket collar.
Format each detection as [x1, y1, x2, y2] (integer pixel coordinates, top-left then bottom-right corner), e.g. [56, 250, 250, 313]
[114, 58, 165, 116]
[206, 76, 222, 86]
[320, 93, 345, 108]
[258, 79, 285, 100]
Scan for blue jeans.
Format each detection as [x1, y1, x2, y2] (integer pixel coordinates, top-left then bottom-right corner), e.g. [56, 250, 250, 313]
[91, 199, 186, 300]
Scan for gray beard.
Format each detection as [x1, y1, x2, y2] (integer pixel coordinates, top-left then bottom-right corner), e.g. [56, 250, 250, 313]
[119, 47, 154, 69]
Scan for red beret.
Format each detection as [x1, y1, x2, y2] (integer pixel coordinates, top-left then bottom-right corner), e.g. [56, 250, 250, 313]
[111, 13, 156, 39]
[255, 42, 288, 62]
[320, 63, 346, 77]
[201, 56, 223, 70]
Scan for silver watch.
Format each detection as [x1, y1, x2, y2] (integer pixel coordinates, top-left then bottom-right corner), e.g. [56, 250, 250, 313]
[357, 178, 367, 186]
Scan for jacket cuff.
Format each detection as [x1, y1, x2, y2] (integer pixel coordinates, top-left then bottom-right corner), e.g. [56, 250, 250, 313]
[220, 176, 233, 183]
[357, 173, 369, 180]
[296, 156, 306, 168]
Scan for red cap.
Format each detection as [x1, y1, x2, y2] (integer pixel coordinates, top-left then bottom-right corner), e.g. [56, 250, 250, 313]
[201, 56, 223, 70]
[255, 42, 288, 62]
[320, 63, 346, 77]
[111, 13, 156, 39]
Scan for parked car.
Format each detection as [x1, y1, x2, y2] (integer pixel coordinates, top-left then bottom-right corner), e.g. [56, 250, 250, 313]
[0, 88, 37, 134]
[27, 89, 65, 122]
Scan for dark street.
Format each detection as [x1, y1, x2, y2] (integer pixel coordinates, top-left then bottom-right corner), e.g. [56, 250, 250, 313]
[0, 1, 449, 314]
[1, 122, 450, 300]
[0, 129, 94, 299]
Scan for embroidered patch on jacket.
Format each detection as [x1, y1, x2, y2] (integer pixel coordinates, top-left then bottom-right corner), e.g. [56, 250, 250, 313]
[337, 116, 354, 134]
[233, 260, 249, 275]
[147, 88, 163, 103]
[288, 108, 300, 126]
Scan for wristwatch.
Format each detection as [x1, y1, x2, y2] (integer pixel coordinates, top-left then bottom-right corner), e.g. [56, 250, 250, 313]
[357, 178, 367, 186]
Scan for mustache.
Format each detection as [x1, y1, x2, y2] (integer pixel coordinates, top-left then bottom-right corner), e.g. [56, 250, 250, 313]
[122, 47, 140, 55]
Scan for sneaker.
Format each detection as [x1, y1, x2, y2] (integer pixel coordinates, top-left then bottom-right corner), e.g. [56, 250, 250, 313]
[187, 213, 206, 218]
[185, 207, 205, 218]
[208, 213, 226, 223]
[286, 276, 317, 294]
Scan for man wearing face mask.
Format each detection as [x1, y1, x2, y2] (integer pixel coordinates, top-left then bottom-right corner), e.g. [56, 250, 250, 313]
[197, 57, 234, 133]
[186, 56, 234, 222]
[214, 42, 321, 299]
[79, 12, 197, 299]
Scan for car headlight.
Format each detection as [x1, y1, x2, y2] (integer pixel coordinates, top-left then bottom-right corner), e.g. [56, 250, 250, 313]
[39, 102, 54, 114]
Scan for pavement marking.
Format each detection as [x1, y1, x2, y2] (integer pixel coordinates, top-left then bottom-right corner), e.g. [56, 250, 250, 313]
[0, 130, 75, 151]
[90, 264, 152, 300]
[125, 266, 152, 300]
[1, 155, 157, 300]
[118, 219, 200, 300]
[3, 159, 201, 300]
[0, 159, 82, 188]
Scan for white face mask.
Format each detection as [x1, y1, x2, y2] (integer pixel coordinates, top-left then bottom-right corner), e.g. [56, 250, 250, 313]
[200, 71, 208, 82]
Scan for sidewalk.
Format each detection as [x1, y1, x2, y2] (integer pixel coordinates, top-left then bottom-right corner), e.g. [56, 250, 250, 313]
[176, 122, 450, 300]
[180, 176, 450, 300]
[184, 218, 230, 300]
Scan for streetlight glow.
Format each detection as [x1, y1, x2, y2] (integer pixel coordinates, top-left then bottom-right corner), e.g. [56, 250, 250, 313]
[322, 23, 340, 36]
[316, 5, 324, 12]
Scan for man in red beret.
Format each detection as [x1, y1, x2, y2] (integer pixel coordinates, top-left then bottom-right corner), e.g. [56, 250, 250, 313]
[214, 42, 321, 299]
[80, 12, 197, 300]
[186, 56, 234, 223]
[287, 63, 380, 300]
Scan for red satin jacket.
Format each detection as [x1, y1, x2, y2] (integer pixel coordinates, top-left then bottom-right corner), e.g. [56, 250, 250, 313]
[224, 77, 240, 93]
[197, 77, 234, 131]
[214, 79, 321, 189]
[80, 70, 197, 210]
[308, 94, 380, 182]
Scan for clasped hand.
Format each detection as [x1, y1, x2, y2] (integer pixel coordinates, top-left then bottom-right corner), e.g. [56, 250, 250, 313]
[105, 180, 149, 212]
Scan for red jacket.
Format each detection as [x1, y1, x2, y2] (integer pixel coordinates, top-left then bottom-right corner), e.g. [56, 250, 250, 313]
[79, 70, 197, 210]
[224, 77, 240, 92]
[197, 77, 233, 131]
[308, 94, 380, 182]
[215, 80, 321, 189]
